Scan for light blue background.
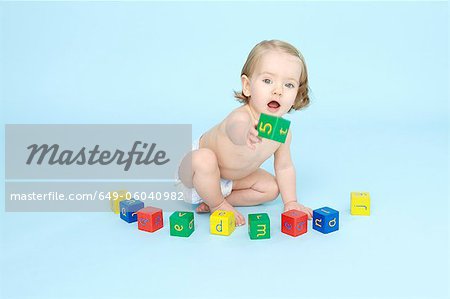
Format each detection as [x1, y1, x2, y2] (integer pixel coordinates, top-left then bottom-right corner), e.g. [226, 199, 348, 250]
[1, 1, 448, 299]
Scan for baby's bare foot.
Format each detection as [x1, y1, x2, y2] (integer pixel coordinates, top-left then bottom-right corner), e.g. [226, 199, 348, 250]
[195, 202, 210, 213]
[211, 200, 245, 226]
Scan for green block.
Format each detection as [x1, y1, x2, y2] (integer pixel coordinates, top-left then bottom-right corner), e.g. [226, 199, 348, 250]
[257, 113, 291, 143]
[169, 211, 194, 237]
[248, 213, 270, 240]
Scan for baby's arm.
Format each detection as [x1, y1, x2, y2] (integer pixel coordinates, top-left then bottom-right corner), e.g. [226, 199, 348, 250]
[274, 132, 313, 219]
[225, 110, 261, 149]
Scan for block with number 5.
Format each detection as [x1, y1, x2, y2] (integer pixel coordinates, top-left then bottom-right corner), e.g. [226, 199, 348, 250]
[169, 211, 194, 237]
[257, 113, 291, 143]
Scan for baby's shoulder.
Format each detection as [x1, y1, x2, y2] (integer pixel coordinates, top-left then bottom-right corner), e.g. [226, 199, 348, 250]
[225, 105, 252, 124]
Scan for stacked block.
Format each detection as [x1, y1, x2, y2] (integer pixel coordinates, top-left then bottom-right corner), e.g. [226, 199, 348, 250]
[350, 192, 370, 216]
[281, 209, 308, 237]
[313, 207, 339, 234]
[210, 210, 235, 236]
[110, 190, 128, 214]
[169, 211, 194, 237]
[257, 113, 291, 143]
[119, 199, 144, 223]
[137, 206, 164, 232]
[248, 213, 270, 240]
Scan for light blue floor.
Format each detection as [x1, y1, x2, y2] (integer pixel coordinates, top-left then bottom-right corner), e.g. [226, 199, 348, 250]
[1, 127, 448, 299]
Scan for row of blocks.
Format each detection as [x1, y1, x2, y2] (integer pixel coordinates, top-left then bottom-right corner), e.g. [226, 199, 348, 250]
[111, 191, 370, 238]
[114, 199, 341, 239]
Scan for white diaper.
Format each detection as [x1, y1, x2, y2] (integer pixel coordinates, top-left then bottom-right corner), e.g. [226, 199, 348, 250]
[175, 137, 233, 204]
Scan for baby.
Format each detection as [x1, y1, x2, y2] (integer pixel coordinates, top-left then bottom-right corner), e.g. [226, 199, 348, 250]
[178, 40, 313, 226]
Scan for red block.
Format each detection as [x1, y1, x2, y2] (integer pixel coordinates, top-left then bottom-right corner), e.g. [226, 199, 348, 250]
[137, 206, 163, 232]
[281, 209, 308, 237]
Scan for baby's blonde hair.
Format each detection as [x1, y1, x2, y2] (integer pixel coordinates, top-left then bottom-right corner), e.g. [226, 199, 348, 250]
[234, 40, 310, 111]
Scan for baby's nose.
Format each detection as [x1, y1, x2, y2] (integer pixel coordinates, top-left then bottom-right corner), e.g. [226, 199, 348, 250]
[272, 85, 282, 95]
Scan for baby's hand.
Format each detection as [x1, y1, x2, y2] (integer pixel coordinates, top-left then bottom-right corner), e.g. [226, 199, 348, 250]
[247, 121, 262, 150]
[284, 201, 313, 219]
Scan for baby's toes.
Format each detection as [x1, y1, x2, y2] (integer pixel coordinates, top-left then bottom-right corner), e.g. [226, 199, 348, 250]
[235, 213, 246, 226]
[195, 203, 210, 213]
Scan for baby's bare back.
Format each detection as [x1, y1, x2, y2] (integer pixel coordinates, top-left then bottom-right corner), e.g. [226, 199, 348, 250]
[199, 106, 280, 181]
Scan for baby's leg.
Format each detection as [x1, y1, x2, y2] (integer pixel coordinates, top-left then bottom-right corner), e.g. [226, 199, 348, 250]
[225, 168, 280, 206]
[178, 148, 246, 225]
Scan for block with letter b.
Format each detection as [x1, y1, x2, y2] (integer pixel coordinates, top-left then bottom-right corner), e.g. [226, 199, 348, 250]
[120, 199, 144, 223]
[313, 207, 339, 234]
[281, 209, 308, 237]
[350, 192, 370, 216]
[137, 206, 163, 232]
[248, 213, 270, 240]
[110, 190, 128, 214]
[210, 210, 235, 236]
[257, 113, 291, 143]
[169, 211, 194, 237]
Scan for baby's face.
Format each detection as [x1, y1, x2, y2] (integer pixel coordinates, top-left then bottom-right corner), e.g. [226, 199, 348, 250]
[244, 50, 302, 117]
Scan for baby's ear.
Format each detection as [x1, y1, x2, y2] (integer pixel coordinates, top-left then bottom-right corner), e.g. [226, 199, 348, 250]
[241, 75, 251, 97]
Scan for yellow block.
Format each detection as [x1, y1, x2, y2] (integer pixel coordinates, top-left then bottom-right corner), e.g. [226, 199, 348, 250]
[110, 190, 128, 214]
[210, 210, 236, 236]
[350, 192, 370, 216]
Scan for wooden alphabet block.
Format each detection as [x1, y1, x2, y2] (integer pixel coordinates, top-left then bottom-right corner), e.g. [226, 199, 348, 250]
[210, 210, 235, 236]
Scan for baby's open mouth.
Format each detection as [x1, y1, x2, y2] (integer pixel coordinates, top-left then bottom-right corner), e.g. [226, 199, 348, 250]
[267, 101, 280, 109]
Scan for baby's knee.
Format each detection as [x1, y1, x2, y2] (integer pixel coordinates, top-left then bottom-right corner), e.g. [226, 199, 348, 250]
[266, 177, 280, 201]
[192, 148, 219, 173]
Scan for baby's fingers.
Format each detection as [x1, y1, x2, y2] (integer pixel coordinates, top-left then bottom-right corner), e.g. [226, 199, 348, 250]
[249, 125, 259, 136]
[246, 139, 256, 150]
[249, 127, 262, 141]
[248, 134, 261, 144]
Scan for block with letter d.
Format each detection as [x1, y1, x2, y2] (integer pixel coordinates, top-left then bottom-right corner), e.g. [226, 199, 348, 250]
[257, 113, 291, 143]
[110, 190, 128, 214]
[248, 213, 270, 240]
[137, 206, 164, 232]
[350, 192, 370, 216]
[120, 199, 144, 223]
[281, 209, 308, 237]
[210, 210, 235, 236]
[313, 207, 339, 234]
[169, 211, 194, 237]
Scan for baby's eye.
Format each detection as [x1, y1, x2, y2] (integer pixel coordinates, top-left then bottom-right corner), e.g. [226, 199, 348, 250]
[263, 79, 272, 84]
[285, 83, 295, 89]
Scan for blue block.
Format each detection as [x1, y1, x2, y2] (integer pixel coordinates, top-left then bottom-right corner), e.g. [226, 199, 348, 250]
[313, 207, 339, 234]
[120, 199, 144, 223]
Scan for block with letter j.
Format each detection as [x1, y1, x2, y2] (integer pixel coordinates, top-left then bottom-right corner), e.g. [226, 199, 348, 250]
[350, 192, 370, 216]
[257, 113, 291, 143]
